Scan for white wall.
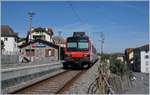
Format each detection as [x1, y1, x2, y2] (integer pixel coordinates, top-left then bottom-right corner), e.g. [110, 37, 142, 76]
[1, 37, 18, 53]
[30, 32, 53, 42]
[141, 51, 149, 73]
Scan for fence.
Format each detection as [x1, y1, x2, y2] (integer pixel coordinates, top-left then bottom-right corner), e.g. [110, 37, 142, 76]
[1, 54, 19, 64]
[88, 62, 114, 94]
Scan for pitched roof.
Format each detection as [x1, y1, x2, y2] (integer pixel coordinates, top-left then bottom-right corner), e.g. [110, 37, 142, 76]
[17, 37, 27, 43]
[125, 44, 149, 53]
[134, 44, 149, 51]
[18, 39, 59, 49]
[1, 25, 18, 37]
[125, 48, 134, 54]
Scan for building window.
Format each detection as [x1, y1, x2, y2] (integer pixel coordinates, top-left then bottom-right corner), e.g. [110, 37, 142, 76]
[25, 49, 35, 56]
[146, 67, 149, 73]
[51, 49, 55, 56]
[14, 44, 16, 48]
[45, 49, 54, 57]
[4, 37, 8, 41]
[145, 55, 149, 59]
[15, 38, 17, 42]
[145, 51, 149, 53]
[1, 40, 5, 50]
[145, 61, 149, 66]
[33, 35, 45, 40]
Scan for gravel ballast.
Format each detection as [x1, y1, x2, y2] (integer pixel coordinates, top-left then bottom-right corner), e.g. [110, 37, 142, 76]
[62, 60, 101, 94]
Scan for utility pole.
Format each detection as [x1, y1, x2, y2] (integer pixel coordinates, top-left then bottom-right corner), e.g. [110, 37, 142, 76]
[99, 32, 105, 62]
[100, 32, 105, 55]
[58, 31, 62, 36]
[93, 31, 101, 54]
[58, 31, 62, 63]
[28, 11, 35, 62]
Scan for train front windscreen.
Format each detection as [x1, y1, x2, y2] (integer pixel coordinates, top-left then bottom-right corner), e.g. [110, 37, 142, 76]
[67, 38, 89, 51]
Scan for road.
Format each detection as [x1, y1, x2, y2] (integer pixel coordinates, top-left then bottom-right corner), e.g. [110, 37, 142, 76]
[123, 72, 149, 94]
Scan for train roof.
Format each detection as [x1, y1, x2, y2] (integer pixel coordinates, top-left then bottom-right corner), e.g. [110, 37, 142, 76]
[73, 32, 86, 37]
[67, 36, 89, 40]
[67, 32, 90, 42]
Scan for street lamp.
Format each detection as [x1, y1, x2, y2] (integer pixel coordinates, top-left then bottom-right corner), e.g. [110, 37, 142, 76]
[28, 11, 35, 62]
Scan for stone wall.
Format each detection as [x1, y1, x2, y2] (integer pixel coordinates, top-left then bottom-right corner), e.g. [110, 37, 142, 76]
[108, 73, 133, 94]
[62, 60, 113, 94]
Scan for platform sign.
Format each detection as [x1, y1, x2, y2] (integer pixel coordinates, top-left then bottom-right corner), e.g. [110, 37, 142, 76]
[32, 43, 46, 48]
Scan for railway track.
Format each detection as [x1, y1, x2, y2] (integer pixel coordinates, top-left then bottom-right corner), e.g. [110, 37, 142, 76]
[12, 70, 86, 94]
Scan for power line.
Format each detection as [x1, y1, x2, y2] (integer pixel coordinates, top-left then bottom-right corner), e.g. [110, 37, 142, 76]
[58, 31, 62, 36]
[93, 31, 105, 54]
[68, 2, 84, 25]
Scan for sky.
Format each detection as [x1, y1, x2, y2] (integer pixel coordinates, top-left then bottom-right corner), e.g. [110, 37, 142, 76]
[1, 1, 149, 53]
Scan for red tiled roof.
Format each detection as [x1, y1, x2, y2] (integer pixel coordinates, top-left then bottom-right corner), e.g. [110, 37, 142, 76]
[1, 25, 18, 37]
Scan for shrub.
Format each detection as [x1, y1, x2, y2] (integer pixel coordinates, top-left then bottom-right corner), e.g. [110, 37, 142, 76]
[109, 58, 130, 77]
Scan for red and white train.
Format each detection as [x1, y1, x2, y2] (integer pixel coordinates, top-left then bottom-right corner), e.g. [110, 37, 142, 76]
[63, 32, 98, 69]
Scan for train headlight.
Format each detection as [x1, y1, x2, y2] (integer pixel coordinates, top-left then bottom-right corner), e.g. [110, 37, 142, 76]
[66, 54, 71, 57]
[83, 54, 89, 57]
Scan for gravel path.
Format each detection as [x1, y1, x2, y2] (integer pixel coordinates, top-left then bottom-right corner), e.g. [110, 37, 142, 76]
[123, 72, 149, 94]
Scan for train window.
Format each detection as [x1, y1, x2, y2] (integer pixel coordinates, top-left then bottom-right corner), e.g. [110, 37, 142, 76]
[67, 42, 77, 48]
[78, 42, 88, 49]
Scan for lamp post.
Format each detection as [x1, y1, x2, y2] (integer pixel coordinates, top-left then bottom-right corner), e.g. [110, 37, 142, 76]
[28, 11, 35, 62]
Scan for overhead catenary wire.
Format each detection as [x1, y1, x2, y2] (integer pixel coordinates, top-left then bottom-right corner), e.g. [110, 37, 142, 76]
[68, 2, 84, 25]
[68, 2, 92, 37]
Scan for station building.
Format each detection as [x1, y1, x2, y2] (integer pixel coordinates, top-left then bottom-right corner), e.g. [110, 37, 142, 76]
[18, 39, 59, 62]
[18, 27, 65, 62]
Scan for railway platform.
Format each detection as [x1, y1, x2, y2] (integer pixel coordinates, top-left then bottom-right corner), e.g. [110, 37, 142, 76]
[1, 60, 64, 94]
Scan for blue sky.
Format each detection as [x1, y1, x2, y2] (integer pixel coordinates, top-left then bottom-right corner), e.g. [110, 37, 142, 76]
[1, 1, 149, 53]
